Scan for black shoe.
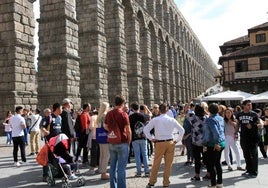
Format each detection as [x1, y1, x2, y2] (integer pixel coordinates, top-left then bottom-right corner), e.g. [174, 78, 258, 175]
[28, 153, 35, 156]
[191, 176, 201, 181]
[42, 176, 47, 182]
[184, 161, 192, 166]
[247, 173, 257, 178]
[146, 183, 154, 188]
[242, 172, 250, 176]
[203, 174, 210, 180]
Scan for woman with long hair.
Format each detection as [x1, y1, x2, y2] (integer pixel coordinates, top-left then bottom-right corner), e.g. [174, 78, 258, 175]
[96, 102, 110, 180]
[3, 111, 13, 145]
[224, 108, 244, 171]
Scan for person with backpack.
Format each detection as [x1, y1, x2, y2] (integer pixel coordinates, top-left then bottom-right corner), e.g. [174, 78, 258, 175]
[129, 102, 150, 177]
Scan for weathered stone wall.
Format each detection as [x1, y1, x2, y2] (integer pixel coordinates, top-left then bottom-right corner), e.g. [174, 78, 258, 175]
[37, 0, 80, 110]
[0, 0, 37, 126]
[0, 0, 218, 130]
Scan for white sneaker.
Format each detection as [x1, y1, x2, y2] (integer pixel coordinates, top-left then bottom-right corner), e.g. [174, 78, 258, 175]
[14, 162, 21, 167]
[69, 174, 78, 180]
[21, 161, 29, 166]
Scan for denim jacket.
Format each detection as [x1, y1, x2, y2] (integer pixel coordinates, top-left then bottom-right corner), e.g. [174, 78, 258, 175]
[203, 114, 225, 148]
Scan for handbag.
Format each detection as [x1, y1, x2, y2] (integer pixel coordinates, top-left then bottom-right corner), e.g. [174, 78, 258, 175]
[96, 120, 108, 144]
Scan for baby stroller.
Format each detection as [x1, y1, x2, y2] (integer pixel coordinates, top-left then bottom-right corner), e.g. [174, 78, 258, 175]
[38, 134, 86, 188]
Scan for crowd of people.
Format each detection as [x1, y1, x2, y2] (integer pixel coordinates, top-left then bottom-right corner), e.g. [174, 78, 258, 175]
[2, 94, 268, 188]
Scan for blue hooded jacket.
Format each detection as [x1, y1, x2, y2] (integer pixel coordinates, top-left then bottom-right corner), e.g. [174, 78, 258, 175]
[202, 113, 225, 148]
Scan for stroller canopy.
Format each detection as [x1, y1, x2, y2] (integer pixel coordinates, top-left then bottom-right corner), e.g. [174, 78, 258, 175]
[49, 133, 69, 152]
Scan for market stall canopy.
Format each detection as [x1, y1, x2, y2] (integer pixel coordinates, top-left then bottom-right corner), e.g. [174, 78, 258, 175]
[202, 90, 254, 101]
[246, 91, 268, 103]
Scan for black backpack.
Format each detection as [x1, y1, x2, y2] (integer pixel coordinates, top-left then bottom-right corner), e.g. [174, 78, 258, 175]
[133, 121, 145, 139]
[74, 115, 81, 133]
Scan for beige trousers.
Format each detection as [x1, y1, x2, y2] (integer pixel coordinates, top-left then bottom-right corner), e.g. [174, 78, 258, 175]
[30, 131, 40, 153]
[99, 143, 110, 173]
[149, 141, 175, 187]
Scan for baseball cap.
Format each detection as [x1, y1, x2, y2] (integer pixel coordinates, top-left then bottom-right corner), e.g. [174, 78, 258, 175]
[62, 98, 72, 104]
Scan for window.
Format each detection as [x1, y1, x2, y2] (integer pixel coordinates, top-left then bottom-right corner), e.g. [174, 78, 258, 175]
[235, 60, 248, 72]
[255, 33, 266, 43]
[260, 57, 268, 70]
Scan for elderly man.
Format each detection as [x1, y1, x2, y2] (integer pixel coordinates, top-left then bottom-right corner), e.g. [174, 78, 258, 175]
[143, 103, 185, 188]
[61, 98, 75, 153]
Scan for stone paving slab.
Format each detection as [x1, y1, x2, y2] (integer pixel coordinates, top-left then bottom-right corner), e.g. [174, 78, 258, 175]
[0, 136, 268, 188]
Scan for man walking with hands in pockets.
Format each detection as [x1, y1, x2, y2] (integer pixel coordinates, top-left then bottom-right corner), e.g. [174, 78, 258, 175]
[143, 103, 185, 188]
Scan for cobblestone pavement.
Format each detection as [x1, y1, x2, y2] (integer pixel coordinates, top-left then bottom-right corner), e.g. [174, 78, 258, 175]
[0, 136, 268, 188]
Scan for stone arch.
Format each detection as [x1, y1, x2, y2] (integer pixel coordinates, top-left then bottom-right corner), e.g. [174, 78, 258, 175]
[148, 21, 157, 61]
[146, 0, 155, 17]
[163, 0, 169, 32]
[137, 10, 146, 60]
[189, 35, 193, 55]
[172, 42, 178, 102]
[184, 54, 190, 101]
[149, 21, 162, 103]
[156, 0, 163, 26]
[158, 28, 168, 102]
[137, 10, 154, 105]
[136, 0, 146, 7]
[176, 46, 182, 100]
[0, 0, 220, 123]
[38, 0, 80, 108]
[189, 59, 195, 99]
[186, 31, 190, 52]
[180, 50, 186, 102]
[122, 0, 144, 103]
[179, 21, 183, 45]
[169, 7, 175, 37]
[165, 35, 173, 103]
[175, 15, 179, 41]
[105, 0, 130, 101]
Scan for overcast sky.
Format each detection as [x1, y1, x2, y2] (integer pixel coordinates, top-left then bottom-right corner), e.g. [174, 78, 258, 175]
[174, 0, 268, 66]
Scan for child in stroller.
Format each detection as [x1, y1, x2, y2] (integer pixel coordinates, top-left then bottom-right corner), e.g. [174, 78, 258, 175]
[43, 133, 86, 187]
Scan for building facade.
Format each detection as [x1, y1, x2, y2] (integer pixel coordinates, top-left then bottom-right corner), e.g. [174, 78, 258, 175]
[0, 0, 218, 122]
[219, 22, 268, 93]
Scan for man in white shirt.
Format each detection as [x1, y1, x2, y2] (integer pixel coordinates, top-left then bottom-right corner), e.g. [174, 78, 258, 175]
[10, 106, 27, 167]
[143, 103, 185, 188]
[28, 108, 42, 156]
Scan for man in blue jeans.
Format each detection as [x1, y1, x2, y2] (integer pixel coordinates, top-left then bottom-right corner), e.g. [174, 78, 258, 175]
[105, 95, 132, 188]
[129, 102, 150, 177]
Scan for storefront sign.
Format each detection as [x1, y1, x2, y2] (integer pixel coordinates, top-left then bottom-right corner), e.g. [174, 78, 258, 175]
[234, 70, 268, 79]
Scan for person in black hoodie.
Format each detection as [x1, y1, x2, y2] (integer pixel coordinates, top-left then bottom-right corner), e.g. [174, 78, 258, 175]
[236, 100, 259, 178]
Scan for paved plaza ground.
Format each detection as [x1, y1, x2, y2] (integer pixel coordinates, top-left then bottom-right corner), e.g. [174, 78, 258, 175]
[0, 136, 268, 188]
